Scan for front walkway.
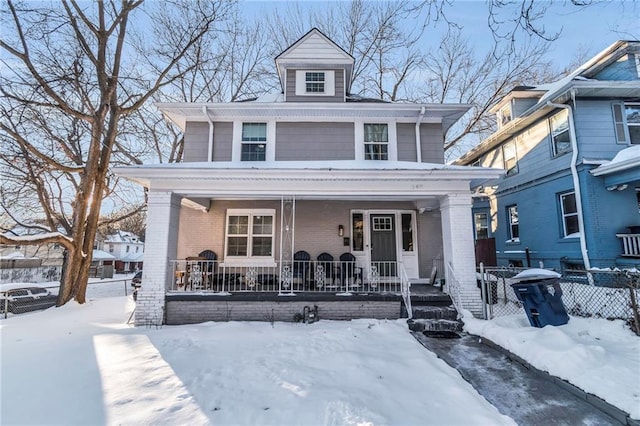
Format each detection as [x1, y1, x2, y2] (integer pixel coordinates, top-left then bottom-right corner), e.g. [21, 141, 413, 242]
[413, 333, 624, 425]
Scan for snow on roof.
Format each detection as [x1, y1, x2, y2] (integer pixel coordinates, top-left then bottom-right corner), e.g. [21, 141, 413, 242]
[122, 252, 144, 262]
[92, 249, 116, 261]
[591, 145, 640, 176]
[104, 231, 141, 244]
[1, 251, 25, 259]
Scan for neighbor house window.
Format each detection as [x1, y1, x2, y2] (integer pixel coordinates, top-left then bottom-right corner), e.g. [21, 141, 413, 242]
[474, 212, 489, 239]
[364, 123, 389, 160]
[559, 192, 579, 237]
[225, 210, 275, 258]
[549, 112, 571, 156]
[498, 104, 512, 128]
[502, 140, 518, 176]
[507, 205, 519, 241]
[126, 245, 130, 252]
[305, 72, 325, 93]
[241, 123, 267, 161]
[612, 103, 640, 145]
[108, 244, 114, 253]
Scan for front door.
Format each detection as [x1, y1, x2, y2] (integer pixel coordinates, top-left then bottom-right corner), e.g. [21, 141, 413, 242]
[370, 214, 397, 276]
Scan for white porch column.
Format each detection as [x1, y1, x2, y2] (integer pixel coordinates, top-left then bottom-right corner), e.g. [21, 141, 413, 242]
[440, 193, 482, 317]
[135, 191, 181, 326]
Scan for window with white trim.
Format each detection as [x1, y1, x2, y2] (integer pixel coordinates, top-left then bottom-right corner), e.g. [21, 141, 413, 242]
[497, 104, 512, 128]
[507, 205, 519, 242]
[241, 123, 267, 161]
[502, 140, 518, 176]
[612, 103, 640, 145]
[549, 111, 571, 156]
[225, 210, 275, 259]
[474, 212, 489, 240]
[364, 123, 389, 160]
[560, 191, 579, 237]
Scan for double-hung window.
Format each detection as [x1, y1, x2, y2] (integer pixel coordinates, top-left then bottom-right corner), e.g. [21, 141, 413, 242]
[502, 140, 518, 176]
[364, 123, 389, 160]
[241, 123, 267, 161]
[226, 210, 275, 259]
[549, 112, 571, 155]
[305, 72, 325, 93]
[559, 192, 579, 237]
[612, 103, 640, 145]
[507, 205, 519, 242]
[474, 212, 489, 239]
[498, 105, 512, 128]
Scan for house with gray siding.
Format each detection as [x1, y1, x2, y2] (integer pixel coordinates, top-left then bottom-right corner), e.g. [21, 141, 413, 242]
[456, 40, 640, 271]
[115, 28, 502, 325]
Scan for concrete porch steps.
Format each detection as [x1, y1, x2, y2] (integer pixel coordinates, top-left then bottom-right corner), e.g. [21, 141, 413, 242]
[406, 285, 463, 333]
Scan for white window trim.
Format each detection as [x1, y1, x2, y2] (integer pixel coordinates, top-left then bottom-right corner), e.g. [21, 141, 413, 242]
[355, 120, 397, 161]
[560, 191, 580, 238]
[549, 110, 571, 156]
[497, 103, 512, 129]
[223, 208, 276, 266]
[232, 121, 275, 162]
[474, 212, 489, 240]
[612, 102, 640, 145]
[506, 205, 520, 243]
[295, 70, 335, 96]
[502, 140, 518, 176]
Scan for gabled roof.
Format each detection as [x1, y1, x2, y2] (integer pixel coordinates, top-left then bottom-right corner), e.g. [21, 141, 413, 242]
[275, 28, 355, 94]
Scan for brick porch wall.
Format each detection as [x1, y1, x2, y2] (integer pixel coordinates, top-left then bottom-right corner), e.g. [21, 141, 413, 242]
[166, 300, 403, 324]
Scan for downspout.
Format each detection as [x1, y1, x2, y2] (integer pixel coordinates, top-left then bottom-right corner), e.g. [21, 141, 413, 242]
[415, 106, 426, 163]
[203, 106, 214, 162]
[547, 98, 591, 270]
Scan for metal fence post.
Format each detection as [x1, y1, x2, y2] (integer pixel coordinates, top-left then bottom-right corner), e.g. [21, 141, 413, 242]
[480, 262, 488, 320]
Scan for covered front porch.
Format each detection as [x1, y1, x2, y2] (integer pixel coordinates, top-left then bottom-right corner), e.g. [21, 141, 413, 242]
[114, 161, 502, 325]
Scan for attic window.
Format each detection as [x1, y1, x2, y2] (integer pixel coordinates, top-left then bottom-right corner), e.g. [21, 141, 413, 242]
[305, 72, 325, 93]
[498, 105, 512, 127]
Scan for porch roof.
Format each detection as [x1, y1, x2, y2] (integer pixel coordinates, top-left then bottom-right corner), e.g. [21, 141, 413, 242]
[113, 160, 504, 202]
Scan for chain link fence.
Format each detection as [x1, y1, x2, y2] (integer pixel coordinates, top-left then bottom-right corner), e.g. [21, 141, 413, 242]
[1, 275, 136, 319]
[478, 265, 640, 335]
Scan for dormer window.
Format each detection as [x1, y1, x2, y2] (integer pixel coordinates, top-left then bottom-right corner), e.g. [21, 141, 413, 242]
[498, 105, 512, 128]
[305, 72, 325, 93]
[295, 70, 335, 96]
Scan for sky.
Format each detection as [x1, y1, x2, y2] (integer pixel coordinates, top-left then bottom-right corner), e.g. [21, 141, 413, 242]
[242, 0, 639, 71]
[1, 280, 638, 424]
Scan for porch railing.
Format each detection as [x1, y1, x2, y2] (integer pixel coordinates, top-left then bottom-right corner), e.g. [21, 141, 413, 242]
[617, 233, 640, 257]
[168, 259, 408, 295]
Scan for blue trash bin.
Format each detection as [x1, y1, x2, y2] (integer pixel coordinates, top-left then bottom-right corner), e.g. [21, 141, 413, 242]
[511, 269, 569, 327]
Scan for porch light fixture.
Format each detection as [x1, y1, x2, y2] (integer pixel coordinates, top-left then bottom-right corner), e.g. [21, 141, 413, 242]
[338, 225, 344, 237]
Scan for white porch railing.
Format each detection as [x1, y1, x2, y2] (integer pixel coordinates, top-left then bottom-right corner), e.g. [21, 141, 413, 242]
[168, 259, 409, 295]
[617, 233, 640, 257]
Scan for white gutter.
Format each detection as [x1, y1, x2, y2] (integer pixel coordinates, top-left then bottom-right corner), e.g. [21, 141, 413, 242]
[203, 106, 214, 162]
[547, 99, 591, 270]
[415, 106, 426, 163]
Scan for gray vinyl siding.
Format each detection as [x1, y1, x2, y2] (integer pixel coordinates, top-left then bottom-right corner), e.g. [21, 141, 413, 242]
[183, 122, 209, 162]
[387, 123, 443, 163]
[420, 123, 444, 163]
[183, 121, 233, 162]
[212, 122, 233, 161]
[275, 122, 354, 160]
[285, 68, 345, 102]
[396, 123, 417, 161]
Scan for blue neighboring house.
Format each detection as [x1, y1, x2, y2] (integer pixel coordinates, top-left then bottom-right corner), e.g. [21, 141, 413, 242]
[456, 40, 640, 270]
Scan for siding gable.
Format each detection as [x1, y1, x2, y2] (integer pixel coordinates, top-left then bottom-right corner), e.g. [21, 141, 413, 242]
[593, 54, 640, 81]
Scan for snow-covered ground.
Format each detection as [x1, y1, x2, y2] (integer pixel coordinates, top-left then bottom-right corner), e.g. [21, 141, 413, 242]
[1, 296, 514, 425]
[464, 313, 640, 420]
[2, 283, 638, 425]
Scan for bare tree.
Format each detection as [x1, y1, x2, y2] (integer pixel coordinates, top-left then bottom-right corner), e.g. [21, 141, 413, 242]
[0, 0, 233, 305]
